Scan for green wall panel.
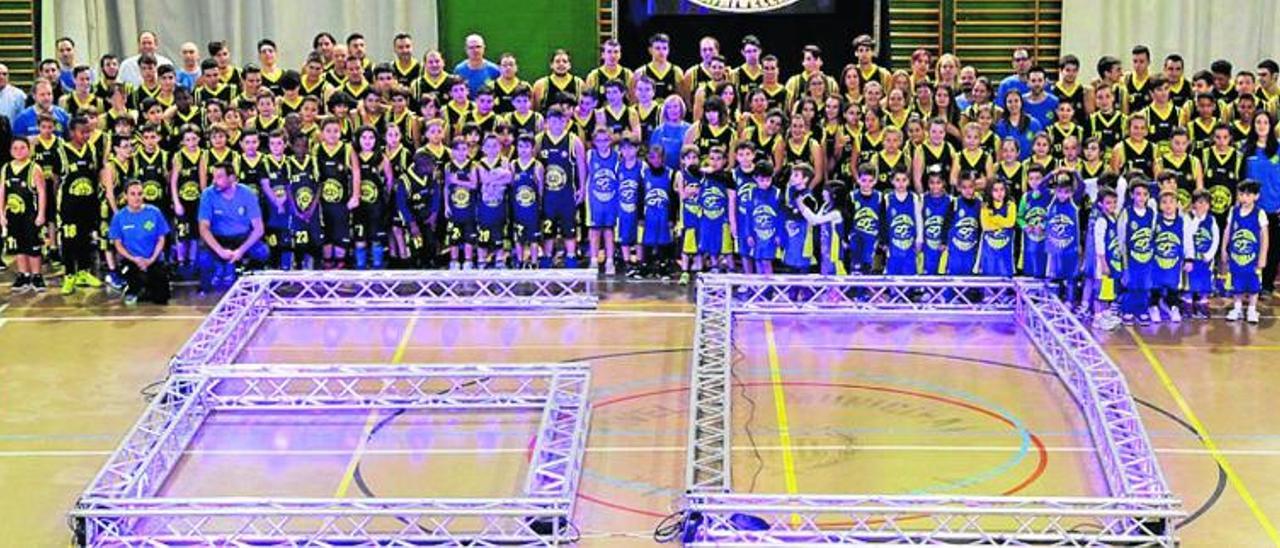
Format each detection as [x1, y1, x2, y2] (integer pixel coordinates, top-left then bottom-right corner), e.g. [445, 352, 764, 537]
[439, 0, 597, 80]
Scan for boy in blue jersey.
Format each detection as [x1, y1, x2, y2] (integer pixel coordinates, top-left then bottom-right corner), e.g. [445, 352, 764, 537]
[641, 146, 675, 278]
[697, 146, 737, 273]
[538, 105, 586, 268]
[848, 163, 885, 274]
[1117, 179, 1155, 325]
[732, 142, 758, 273]
[921, 166, 951, 275]
[1185, 191, 1218, 319]
[945, 172, 983, 275]
[585, 127, 619, 274]
[747, 162, 782, 274]
[1223, 180, 1267, 323]
[444, 137, 479, 269]
[884, 169, 922, 275]
[615, 135, 644, 278]
[1018, 164, 1051, 277]
[510, 133, 544, 268]
[1089, 186, 1124, 330]
[1045, 173, 1082, 305]
[1151, 189, 1190, 323]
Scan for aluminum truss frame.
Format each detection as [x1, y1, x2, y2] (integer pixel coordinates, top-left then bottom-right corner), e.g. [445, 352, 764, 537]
[169, 269, 598, 374]
[72, 363, 592, 547]
[683, 275, 1180, 546]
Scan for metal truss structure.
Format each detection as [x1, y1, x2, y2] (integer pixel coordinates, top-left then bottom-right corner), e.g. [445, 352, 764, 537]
[71, 363, 592, 547]
[169, 270, 598, 374]
[683, 275, 1181, 546]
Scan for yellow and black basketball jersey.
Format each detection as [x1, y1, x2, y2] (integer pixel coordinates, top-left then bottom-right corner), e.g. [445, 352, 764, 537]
[387, 110, 417, 143]
[414, 71, 452, 102]
[465, 110, 494, 135]
[1142, 102, 1180, 147]
[873, 148, 909, 190]
[918, 141, 955, 181]
[130, 82, 162, 109]
[133, 147, 170, 207]
[585, 65, 634, 94]
[996, 161, 1025, 192]
[279, 95, 305, 118]
[541, 73, 583, 105]
[1187, 117, 1218, 154]
[636, 62, 681, 100]
[443, 100, 473, 131]
[93, 78, 126, 102]
[32, 135, 64, 180]
[315, 141, 353, 205]
[342, 80, 373, 102]
[1123, 72, 1154, 112]
[1088, 110, 1126, 152]
[260, 67, 285, 94]
[172, 148, 204, 207]
[979, 131, 1000, 159]
[220, 65, 243, 86]
[298, 76, 326, 101]
[595, 104, 627, 137]
[1158, 152, 1201, 207]
[1117, 139, 1155, 177]
[857, 130, 885, 167]
[957, 148, 991, 178]
[1168, 77, 1193, 106]
[506, 110, 544, 138]
[207, 147, 241, 178]
[102, 156, 134, 208]
[733, 64, 763, 101]
[695, 123, 734, 157]
[392, 58, 422, 88]
[195, 82, 237, 107]
[1051, 80, 1087, 124]
[749, 126, 781, 159]
[883, 109, 911, 132]
[417, 141, 451, 179]
[491, 77, 526, 115]
[59, 140, 102, 200]
[1202, 147, 1243, 215]
[1047, 122, 1083, 158]
[632, 102, 660, 142]
[61, 93, 103, 118]
[760, 82, 789, 112]
[1230, 120, 1251, 146]
[688, 64, 716, 93]
[1079, 159, 1106, 181]
[1, 160, 38, 215]
[858, 64, 891, 90]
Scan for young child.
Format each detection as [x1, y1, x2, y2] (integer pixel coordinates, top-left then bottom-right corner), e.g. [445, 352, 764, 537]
[615, 136, 644, 277]
[314, 118, 359, 269]
[783, 164, 816, 272]
[798, 175, 847, 275]
[509, 133, 543, 269]
[1117, 179, 1156, 325]
[1085, 184, 1124, 329]
[261, 130, 292, 268]
[169, 124, 204, 277]
[585, 128, 620, 274]
[352, 126, 393, 269]
[444, 137, 478, 269]
[676, 145, 702, 284]
[1151, 190, 1190, 322]
[286, 132, 322, 270]
[1, 138, 48, 292]
[979, 178, 1017, 276]
[1018, 164, 1051, 277]
[747, 162, 782, 274]
[945, 172, 983, 275]
[732, 142, 758, 274]
[1045, 173, 1081, 303]
[537, 106, 584, 269]
[475, 133, 512, 268]
[849, 163, 885, 274]
[698, 146, 737, 273]
[641, 146, 675, 278]
[1223, 180, 1268, 323]
[921, 166, 952, 275]
[884, 169, 922, 275]
[1185, 191, 1219, 319]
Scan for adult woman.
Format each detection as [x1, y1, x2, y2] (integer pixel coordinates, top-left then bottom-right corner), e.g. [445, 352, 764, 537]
[1243, 110, 1280, 292]
[109, 179, 171, 305]
[649, 95, 691, 171]
[994, 89, 1041, 160]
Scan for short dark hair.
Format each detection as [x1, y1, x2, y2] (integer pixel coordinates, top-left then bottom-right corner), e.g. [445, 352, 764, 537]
[649, 33, 670, 45]
[1059, 54, 1079, 70]
[346, 32, 365, 45]
[1097, 56, 1121, 77]
[1131, 45, 1151, 58]
[1260, 59, 1280, 75]
[1210, 59, 1233, 76]
[257, 39, 277, 52]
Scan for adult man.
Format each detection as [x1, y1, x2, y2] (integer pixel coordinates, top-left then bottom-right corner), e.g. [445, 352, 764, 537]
[197, 162, 267, 292]
[0, 63, 27, 122]
[118, 31, 174, 86]
[453, 34, 500, 99]
[1021, 65, 1059, 128]
[109, 179, 170, 305]
[34, 60, 64, 106]
[13, 80, 69, 137]
[55, 37, 78, 92]
[176, 42, 201, 90]
[391, 32, 421, 86]
[995, 47, 1033, 108]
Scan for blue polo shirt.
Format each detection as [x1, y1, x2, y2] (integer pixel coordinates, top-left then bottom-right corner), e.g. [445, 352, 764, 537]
[109, 204, 170, 258]
[198, 184, 262, 238]
[453, 60, 500, 98]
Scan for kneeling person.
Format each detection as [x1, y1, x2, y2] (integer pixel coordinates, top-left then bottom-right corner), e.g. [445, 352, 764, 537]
[197, 162, 268, 292]
[109, 179, 171, 305]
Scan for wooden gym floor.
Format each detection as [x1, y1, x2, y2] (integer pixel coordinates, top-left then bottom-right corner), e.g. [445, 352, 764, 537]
[0, 279, 1278, 546]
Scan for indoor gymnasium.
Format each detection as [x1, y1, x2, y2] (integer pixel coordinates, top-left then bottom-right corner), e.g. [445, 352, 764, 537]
[3, 0, 1280, 545]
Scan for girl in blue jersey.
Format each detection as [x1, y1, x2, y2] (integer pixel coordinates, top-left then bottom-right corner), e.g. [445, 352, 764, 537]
[848, 163, 885, 274]
[1185, 191, 1218, 319]
[615, 136, 644, 277]
[1223, 180, 1268, 323]
[1118, 179, 1156, 325]
[475, 134, 512, 268]
[747, 162, 782, 274]
[798, 171, 846, 275]
[733, 142, 759, 273]
[945, 173, 983, 275]
[698, 146, 737, 273]
[510, 134, 544, 269]
[676, 145, 702, 284]
[1045, 173, 1082, 304]
[1018, 164, 1051, 277]
[783, 164, 815, 271]
[884, 170, 922, 275]
[1089, 186, 1125, 329]
[979, 178, 1017, 276]
[1151, 190, 1190, 322]
[921, 167, 951, 275]
[641, 147, 675, 278]
[585, 128, 620, 274]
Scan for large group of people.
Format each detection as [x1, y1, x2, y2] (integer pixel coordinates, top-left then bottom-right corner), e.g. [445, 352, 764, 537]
[2, 29, 1279, 324]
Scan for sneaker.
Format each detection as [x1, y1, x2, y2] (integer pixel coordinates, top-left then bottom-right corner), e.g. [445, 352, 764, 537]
[1138, 313, 1152, 326]
[1247, 307, 1260, 324]
[1196, 303, 1211, 320]
[1168, 306, 1182, 323]
[679, 272, 691, 285]
[1121, 314, 1136, 326]
[1226, 305, 1242, 322]
[463, 261, 474, 270]
[123, 294, 139, 307]
[448, 261, 460, 271]
[604, 261, 616, 276]
[76, 271, 103, 288]
[105, 271, 125, 290]
[11, 274, 30, 293]
[60, 276, 77, 295]
[30, 275, 46, 293]
[1148, 305, 1162, 324]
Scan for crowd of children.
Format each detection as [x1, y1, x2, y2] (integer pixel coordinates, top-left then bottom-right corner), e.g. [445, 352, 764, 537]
[1, 32, 1276, 322]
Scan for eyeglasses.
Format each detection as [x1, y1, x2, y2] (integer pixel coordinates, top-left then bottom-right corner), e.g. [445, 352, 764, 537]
[1014, 56, 1030, 62]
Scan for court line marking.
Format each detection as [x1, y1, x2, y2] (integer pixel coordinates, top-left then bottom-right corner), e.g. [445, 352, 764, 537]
[332, 314, 418, 498]
[763, 319, 800, 498]
[7, 444, 1280, 458]
[1128, 327, 1280, 545]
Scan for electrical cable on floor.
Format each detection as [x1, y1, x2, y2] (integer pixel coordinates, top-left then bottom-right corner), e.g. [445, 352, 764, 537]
[138, 379, 165, 402]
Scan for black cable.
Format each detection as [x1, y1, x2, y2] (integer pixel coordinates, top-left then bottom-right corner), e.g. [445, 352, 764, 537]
[728, 342, 765, 494]
[138, 379, 165, 402]
[652, 509, 690, 543]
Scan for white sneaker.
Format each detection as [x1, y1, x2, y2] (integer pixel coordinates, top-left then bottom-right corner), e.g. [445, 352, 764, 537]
[463, 261, 474, 270]
[1247, 307, 1260, 324]
[604, 261, 616, 276]
[1148, 305, 1162, 324]
[1226, 304, 1242, 322]
[1168, 306, 1182, 323]
[449, 261, 460, 271]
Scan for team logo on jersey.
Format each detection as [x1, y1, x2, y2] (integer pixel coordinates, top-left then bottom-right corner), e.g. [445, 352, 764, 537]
[450, 186, 472, 208]
[515, 185, 537, 208]
[1024, 206, 1047, 242]
[752, 204, 777, 240]
[143, 220, 155, 232]
[5, 194, 23, 214]
[179, 181, 200, 202]
[923, 215, 944, 249]
[592, 169, 618, 202]
[1194, 225, 1213, 255]
[142, 181, 163, 202]
[69, 177, 94, 197]
[985, 227, 1011, 250]
[645, 187, 668, 208]
[853, 206, 879, 236]
[1107, 231, 1125, 272]
[785, 218, 803, 237]
[322, 180, 345, 203]
[360, 180, 378, 204]
[545, 165, 567, 191]
[295, 187, 315, 211]
[1047, 213, 1076, 247]
[481, 183, 504, 207]
[952, 217, 978, 251]
[1209, 185, 1232, 214]
[1155, 228, 1182, 269]
[1128, 224, 1154, 263]
[701, 187, 726, 219]
[1176, 189, 1191, 211]
[619, 179, 639, 213]
[890, 214, 914, 250]
[1231, 228, 1259, 266]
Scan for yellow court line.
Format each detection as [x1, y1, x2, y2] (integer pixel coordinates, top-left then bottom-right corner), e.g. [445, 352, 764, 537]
[1128, 327, 1280, 545]
[333, 314, 419, 498]
[763, 320, 799, 496]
